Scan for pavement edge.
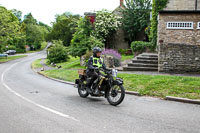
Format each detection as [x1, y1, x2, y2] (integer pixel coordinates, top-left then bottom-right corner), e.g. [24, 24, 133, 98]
[166, 96, 200, 105]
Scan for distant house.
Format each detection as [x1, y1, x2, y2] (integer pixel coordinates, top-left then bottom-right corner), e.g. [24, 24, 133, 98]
[84, 0, 146, 50]
[25, 45, 30, 51]
[158, 0, 200, 72]
[110, 0, 147, 49]
[84, 12, 96, 24]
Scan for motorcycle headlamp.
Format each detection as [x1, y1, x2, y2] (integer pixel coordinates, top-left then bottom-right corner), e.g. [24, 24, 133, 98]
[112, 69, 118, 77]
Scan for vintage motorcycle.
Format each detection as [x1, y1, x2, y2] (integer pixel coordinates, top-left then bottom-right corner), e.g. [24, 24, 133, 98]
[75, 68, 125, 106]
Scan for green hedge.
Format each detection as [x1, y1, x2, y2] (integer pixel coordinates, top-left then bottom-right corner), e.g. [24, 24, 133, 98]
[131, 41, 154, 54]
[118, 49, 132, 55]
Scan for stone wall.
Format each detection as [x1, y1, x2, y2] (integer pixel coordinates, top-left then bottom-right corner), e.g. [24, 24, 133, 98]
[164, 0, 198, 10]
[158, 43, 200, 72]
[158, 12, 200, 45]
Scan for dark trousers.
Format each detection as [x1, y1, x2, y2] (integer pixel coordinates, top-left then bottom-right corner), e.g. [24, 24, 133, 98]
[86, 71, 98, 88]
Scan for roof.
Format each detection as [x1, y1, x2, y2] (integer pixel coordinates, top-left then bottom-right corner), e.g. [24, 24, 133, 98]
[84, 12, 96, 16]
[159, 10, 200, 14]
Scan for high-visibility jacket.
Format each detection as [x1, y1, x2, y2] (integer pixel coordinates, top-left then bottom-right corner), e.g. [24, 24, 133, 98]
[93, 57, 104, 68]
[86, 56, 107, 73]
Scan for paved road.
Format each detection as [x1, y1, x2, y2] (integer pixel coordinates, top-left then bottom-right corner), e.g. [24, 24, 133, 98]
[0, 51, 200, 133]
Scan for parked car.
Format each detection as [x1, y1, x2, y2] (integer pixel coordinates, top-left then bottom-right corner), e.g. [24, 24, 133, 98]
[4, 50, 16, 55]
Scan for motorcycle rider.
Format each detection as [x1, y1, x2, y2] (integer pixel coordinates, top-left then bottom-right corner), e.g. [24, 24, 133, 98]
[86, 47, 107, 95]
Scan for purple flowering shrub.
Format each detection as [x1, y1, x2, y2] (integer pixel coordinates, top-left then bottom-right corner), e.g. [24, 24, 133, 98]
[102, 49, 121, 67]
[102, 49, 121, 60]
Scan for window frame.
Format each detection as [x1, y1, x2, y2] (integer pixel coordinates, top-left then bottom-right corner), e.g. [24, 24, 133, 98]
[166, 22, 194, 30]
[197, 22, 200, 29]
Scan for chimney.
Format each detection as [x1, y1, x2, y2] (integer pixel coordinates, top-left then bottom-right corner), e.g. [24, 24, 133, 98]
[120, 0, 124, 7]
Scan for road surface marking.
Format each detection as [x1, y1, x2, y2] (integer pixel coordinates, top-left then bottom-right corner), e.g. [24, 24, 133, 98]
[1, 55, 80, 122]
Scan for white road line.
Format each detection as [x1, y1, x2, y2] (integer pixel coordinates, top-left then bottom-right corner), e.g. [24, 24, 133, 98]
[1, 55, 80, 122]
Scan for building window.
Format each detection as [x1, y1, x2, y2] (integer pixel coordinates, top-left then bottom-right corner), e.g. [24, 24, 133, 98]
[197, 22, 200, 29]
[167, 22, 193, 29]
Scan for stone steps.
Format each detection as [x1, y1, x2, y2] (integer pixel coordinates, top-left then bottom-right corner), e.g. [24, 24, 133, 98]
[123, 53, 158, 71]
[141, 53, 158, 57]
[123, 66, 158, 71]
[132, 59, 158, 64]
[127, 63, 158, 67]
[137, 56, 158, 61]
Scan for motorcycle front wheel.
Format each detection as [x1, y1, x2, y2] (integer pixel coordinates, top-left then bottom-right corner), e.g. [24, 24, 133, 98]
[78, 83, 89, 98]
[106, 85, 125, 106]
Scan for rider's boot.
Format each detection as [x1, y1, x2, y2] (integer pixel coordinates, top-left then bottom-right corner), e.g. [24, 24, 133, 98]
[86, 78, 93, 94]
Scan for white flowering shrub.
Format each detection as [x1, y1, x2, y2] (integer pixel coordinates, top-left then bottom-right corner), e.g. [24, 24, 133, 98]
[93, 10, 122, 43]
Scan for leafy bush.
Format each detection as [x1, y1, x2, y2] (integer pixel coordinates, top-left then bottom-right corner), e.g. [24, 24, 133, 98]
[70, 17, 104, 57]
[118, 49, 132, 55]
[47, 40, 69, 63]
[6, 45, 16, 51]
[131, 41, 154, 54]
[102, 49, 121, 67]
[93, 10, 121, 44]
[16, 48, 26, 53]
[88, 36, 104, 49]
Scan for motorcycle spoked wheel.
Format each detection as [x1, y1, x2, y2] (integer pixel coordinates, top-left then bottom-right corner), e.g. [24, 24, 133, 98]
[78, 83, 89, 98]
[106, 85, 125, 106]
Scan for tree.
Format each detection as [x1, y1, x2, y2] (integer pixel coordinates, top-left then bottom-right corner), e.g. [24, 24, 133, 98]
[11, 9, 22, 22]
[22, 13, 50, 50]
[46, 12, 79, 46]
[93, 10, 121, 47]
[70, 17, 104, 57]
[47, 40, 69, 63]
[25, 24, 44, 50]
[38, 21, 52, 32]
[0, 6, 25, 52]
[23, 13, 37, 25]
[122, 0, 151, 43]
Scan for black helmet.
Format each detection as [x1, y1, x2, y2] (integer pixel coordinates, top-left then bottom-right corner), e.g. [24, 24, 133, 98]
[92, 47, 102, 55]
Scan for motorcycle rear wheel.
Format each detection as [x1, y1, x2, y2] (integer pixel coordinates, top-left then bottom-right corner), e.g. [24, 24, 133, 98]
[107, 85, 125, 106]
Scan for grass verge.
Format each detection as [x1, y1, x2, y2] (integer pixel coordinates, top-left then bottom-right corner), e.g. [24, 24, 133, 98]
[0, 55, 27, 63]
[46, 56, 86, 69]
[118, 73, 200, 99]
[41, 69, 78, 83]
[32, 59, 43, 69]
[33, 56, 200, 100]
[121, 55, 134, 61]
[41, 68, 200, 100]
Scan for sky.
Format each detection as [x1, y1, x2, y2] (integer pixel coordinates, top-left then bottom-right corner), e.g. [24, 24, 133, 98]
[0, 0, 120, 26]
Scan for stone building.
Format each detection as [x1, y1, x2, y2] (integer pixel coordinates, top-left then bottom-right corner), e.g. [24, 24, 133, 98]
[157, 0, 200, 72]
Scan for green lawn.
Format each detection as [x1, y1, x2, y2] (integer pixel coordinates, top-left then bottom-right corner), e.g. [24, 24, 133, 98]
[35, 55, 200, 100]
[121, 55, 134, 61]
[47, 56, 86, 69]
[32, 59, 43, 69]
[41, 69, 78, 82]
[0, 55, 27, 63]
[41, 68, 200, 100]
[44, 55, 133, 69]
[118, 73, 200, 99]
